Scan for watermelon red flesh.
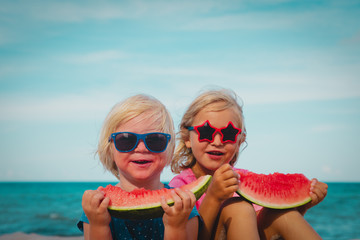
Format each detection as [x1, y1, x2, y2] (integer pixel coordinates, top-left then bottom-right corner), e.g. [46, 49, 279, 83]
[100, 175, 211, 219]
[235, 170, 312, 209]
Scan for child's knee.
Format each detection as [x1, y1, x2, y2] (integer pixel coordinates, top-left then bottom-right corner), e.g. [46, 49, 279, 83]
[258, 208, 319, 240]
[258, 208, 304, 231]
[216, 198, 259, 239]
[221, 197, 256, 219]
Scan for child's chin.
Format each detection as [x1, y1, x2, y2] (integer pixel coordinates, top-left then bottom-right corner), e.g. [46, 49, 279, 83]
[129, 169, 161, 180]
[206, 163, 223, 171]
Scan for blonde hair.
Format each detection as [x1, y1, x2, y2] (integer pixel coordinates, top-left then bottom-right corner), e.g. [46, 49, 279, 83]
[171, 89, 246, 174]
[97, 94, 175, 179]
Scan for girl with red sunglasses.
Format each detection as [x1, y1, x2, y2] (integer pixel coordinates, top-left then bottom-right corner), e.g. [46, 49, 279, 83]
[170, 89, 327, 240]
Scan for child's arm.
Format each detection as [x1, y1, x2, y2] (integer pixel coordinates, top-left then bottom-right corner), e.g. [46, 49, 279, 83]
[82, 190, 112, 240]
[298, 178, 328, 215]
[198, 164, 239, 240]
[161, 188, 198, 240]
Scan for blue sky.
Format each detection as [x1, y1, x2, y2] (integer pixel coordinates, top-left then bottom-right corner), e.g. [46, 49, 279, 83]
[0, 0, 359, 182]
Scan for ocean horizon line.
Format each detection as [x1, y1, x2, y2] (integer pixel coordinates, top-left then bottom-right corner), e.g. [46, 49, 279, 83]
[0, 180, 359, 184]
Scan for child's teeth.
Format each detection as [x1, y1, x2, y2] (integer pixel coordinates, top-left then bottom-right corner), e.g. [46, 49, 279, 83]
[209, 152, 223, 155]
[134, 161, 151, 164]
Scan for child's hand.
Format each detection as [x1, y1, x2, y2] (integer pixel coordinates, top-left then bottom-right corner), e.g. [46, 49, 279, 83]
[308, 178, 328, 208]
[82, 189, 111, 227]
[207, 164, 239, 203]
[298, 178, 328, 214]
[161, 188, 196, 231]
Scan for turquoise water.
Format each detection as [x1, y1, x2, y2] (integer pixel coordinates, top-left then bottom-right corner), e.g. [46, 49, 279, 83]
[0, 182, 359, 239]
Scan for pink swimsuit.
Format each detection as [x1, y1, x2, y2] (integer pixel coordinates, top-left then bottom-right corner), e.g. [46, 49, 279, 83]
[169, 168, 263, 212]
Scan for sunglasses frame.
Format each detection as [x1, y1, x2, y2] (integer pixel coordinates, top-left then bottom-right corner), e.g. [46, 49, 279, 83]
[186, 120, 241, 144]
[108, 132, 171, 153]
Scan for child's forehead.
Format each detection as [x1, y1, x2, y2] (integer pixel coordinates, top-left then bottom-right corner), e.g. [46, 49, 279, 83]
[194, 105, 242, 126]
[116, 113, 163, 132]
[195, 109, 237, 121]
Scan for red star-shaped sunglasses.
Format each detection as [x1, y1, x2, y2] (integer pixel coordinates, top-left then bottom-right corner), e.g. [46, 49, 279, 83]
[186, 120, 241, 143]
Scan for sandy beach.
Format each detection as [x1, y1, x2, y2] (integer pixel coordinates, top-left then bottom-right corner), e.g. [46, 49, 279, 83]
[0, 233, 83, 240]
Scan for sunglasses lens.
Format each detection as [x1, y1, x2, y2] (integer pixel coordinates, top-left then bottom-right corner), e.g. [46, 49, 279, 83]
[197, 122, 216, 142]
[221, 124, 240, 142]
[145, 133, 168, 152]
[114, 133, 138, 152]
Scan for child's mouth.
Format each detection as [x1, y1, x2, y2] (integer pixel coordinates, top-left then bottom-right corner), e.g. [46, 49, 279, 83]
[207, 151, 224, 156]
[132, 160, 152, 165]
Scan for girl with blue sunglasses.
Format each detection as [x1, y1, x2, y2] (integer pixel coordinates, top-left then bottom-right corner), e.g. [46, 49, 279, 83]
[170, 89, 327, 240]
[78, 94, 200, 240]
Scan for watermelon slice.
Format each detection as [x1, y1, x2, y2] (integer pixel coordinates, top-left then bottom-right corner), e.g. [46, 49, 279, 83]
[100, 175, 211, 219]
[235, 170, 312, 209]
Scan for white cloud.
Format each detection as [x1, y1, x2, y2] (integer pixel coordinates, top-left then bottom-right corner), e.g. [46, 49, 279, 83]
[180, 12, 293, 31]
[0, 72, 357, 124]
[1, 1, 127, 22]
[61, 50, 127, 64]
[322, 165, 332, 174]
[0, 0, 221, 23]
[0, 59, 359, 124]
[0, 92, 111, 122]
[240, 77, 360, 105]
[310, 124, 338, 133]
[177, 4, 355, 32]
[321, 164, 343, 177]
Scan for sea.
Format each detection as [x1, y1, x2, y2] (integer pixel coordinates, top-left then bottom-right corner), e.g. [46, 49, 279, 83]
[0, 182, 359, 240]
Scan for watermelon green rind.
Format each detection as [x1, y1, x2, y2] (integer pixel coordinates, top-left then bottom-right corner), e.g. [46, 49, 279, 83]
[191, 175, 211, 200]
[236, 189, 311, 209]
[106, 175, 212, 219]
[108, 204, 169, 219]
[235, 170, 312, 209]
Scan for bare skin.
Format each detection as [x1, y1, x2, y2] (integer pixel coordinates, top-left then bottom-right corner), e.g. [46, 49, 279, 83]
[197, 164, 244, 240]
[258, 208, 321, 240]
[213, 198, 259, 240]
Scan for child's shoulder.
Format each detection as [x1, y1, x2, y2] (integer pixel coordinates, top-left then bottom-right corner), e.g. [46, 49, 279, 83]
[232, 167, 249, 174]
[169, 168, 196, 188]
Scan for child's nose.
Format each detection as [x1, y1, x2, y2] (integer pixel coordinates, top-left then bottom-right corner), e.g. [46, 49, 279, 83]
[134, 139, 148, 152]
[212, 133, 223, 145]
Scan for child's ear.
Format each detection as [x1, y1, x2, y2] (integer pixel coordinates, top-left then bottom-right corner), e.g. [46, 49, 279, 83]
[237, 133, 246, 149]
[185, 139, 191, 149]
[240, 132, 246, 144]
[236, 135, 243, 147]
